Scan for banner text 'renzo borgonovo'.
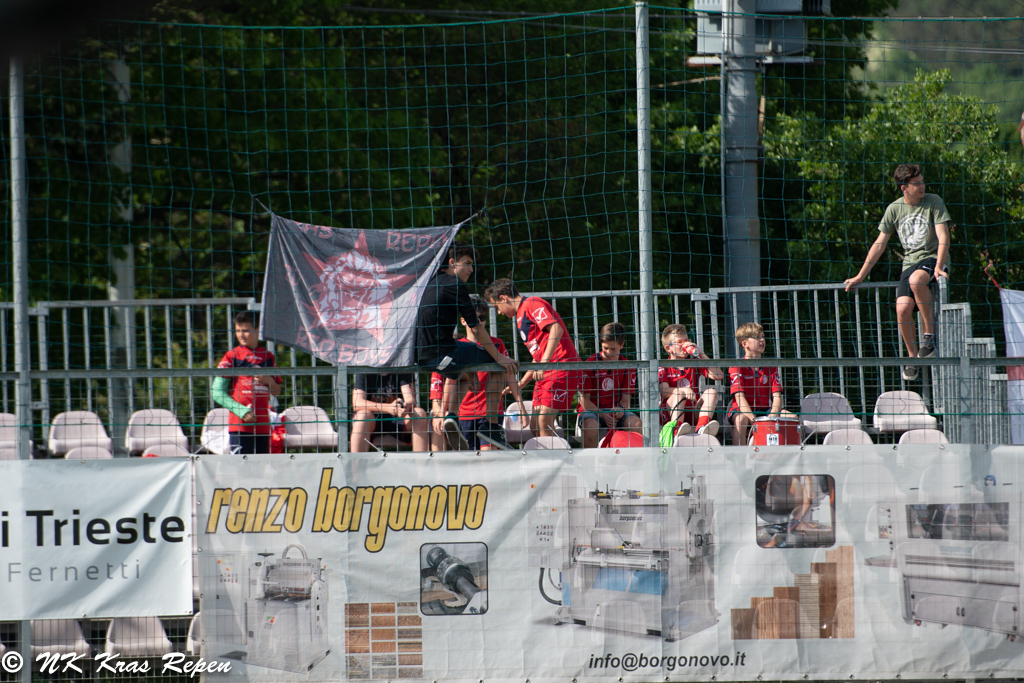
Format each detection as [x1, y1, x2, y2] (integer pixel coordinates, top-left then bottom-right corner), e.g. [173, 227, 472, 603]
[205, 467, 487, 552]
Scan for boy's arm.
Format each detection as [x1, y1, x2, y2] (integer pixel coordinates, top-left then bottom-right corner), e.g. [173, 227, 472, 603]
[535, 322, 565, 380]
[211, 376, 253, 421]
[845, 231, 890, 290]
[769, 392, 784, 417]
[352, 388, 398, 416]
[697, 351, 723, 381]
[934, 221, 950, 280]
[400, 382, 418, 417]
[735, 391, 754, 419]
[471, 323, 518, 373]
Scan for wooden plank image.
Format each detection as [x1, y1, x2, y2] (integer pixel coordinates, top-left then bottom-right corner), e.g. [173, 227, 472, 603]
[732, 545, 854, 640]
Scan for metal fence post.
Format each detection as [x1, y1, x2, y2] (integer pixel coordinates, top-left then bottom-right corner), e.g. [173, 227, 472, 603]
[636, 1, 659, 444]
[336, 365, 349, 453]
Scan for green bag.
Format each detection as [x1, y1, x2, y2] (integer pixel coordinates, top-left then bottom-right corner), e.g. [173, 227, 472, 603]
[659, 420, 678, 449]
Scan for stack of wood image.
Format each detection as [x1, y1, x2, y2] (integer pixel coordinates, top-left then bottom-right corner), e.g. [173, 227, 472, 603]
[731, 546, 853, 640]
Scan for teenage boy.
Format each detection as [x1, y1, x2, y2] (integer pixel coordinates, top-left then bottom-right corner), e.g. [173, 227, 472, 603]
[659, 323, 722, 438]
[213, 311, 282, 454]
[416, 242, 522, 450]
[350, 372, 430, 452]
[485, 278, 581, 439]
[727, 322, 784, 446]
[577, 321, 641, 448]
[844, 163, 951, 381]
[430, 297, 512, 450]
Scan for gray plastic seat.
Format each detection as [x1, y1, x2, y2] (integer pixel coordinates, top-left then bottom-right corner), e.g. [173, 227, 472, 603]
[126, 409, 188, 454]
[48, 411, 112, 455]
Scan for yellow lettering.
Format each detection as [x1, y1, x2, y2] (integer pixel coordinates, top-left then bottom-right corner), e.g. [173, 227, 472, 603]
[312, 469, 336, 533]
[226, 489, 250, 534]
[405, 486, 430, 530]
[447, 485, 470, 530]
[350, 486, 374, 531]
[334, 487, 356, 531]
[465, 485, 488, 529]
[245, 489, 270, 532]
[389, 487, 411, 531]
[284, 488, 307, 532]
[207, 489, 232, 533]
[262, 488, 289, 533]
[425, 486, 447, 530]
[365, 487, 393, 552]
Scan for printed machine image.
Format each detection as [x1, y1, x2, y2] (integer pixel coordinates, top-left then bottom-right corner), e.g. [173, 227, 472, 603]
[205, 544, 331, 672]
[534, 472, 716, 641]
[873, 493, 1022, 641]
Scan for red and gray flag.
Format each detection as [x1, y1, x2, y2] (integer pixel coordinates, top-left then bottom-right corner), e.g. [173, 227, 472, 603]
[260, 214, 460, 367]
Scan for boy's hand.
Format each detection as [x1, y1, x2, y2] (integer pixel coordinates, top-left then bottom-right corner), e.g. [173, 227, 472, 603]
[241, 410, 256, 424]
[707, 367, 724, 381]
[843, 274, 865, 291]
[934, 265, 948, 280]
[432, 416, 445, 435]
[680, 386, 697, 402]
[497, 355, 518, 373]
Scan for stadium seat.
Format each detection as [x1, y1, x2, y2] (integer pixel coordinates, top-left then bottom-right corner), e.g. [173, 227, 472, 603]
[523, 436, 571, 450]
[64, 446, 114, 459]
[48, 411, 112, 456]
[280, 406, 337, 450]
[0, 447, 17, 460]
[104, 617, 173, 658]
[125, 409, 188, 454]
[822, 428, 874, 445]
[0, 413, 34, 454]
[141, 443, 191, 458]
[31, 620, 91, 664]
[200, 408, 233, 455]
[898, 429, 949, 445]
[800, 392, 862, 437]
[672, 433, 721, 447]
[503, 401, 563, 445]
[872, 391, 938, 433]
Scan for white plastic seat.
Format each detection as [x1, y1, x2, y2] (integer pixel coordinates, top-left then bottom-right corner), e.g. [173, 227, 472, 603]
[822, 428, 874, 445]
[280, 406, 337, 450]
[48, 411, 112, 455]
[503, 401, 534, 444]
[104, 617, 173, 658]
[0, 447, 18, 460]
[898, 429, 949, 445]
[31, 620, 90, 663]
[523, 436, 571, 450]
[125, 409, 188, 454]
[200, 408, 233, 455]
[672, 433, 721, 447]
[873, 391, 938, 433]
[64, 446, 113, 460]
[801, 392, 862, 436]
[141, 444, 191, 458]
[0, 413, 34, 454]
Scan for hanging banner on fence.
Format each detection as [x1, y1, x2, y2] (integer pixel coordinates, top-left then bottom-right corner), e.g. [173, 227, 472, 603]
[0, 458, 192, 620]
[260, 214, 461, 367]
[1001, 288, 1024, 444]
[196, 446, 1024, 682]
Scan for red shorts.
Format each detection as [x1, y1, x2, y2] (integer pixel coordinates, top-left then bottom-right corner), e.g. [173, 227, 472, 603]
[533, 370, 582, 412]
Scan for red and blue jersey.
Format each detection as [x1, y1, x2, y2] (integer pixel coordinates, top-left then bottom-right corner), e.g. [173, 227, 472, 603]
[579, 353, 636, 412]
[218, 345, 281, 434]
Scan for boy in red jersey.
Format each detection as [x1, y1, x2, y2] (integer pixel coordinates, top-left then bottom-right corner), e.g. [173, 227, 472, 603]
[430, 298, 511, 450]
[659, 323, 722, 439]
[485, 278, 581, 439]
[727, 322, 785, 445]
[577, 321, 641, 448]
[213, 311, 282, 454]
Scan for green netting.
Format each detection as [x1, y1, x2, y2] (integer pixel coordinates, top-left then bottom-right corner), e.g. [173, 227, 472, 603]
[0, 6, 1021, 449]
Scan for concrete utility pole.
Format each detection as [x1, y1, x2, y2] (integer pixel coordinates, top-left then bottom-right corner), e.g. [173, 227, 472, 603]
[722, 0, 761, 340]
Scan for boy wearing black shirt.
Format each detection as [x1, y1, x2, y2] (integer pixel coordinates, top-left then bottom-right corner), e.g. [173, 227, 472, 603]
[350, 372, 429, 452]
[416, 243, 522, 449]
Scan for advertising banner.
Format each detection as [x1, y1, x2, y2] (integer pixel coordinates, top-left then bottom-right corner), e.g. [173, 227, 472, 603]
[260, 214, 460, 367]
[0, 458, 193, 620]
[195, 446, 1024, 681]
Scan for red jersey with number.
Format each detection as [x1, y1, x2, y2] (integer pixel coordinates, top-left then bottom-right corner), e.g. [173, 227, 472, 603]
[728, 364, 783, 413]
[218, 345, 281, 434]
[515, 297, 580, 363]
[578, 353, 636, 412]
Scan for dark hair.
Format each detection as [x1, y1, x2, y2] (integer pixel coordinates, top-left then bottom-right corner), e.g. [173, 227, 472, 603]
[485, 278, 520, 301]
[470, 294, 488, 321]
[599, 321, 626, 344]
[894, 164, 922, 189]
[447, 241, 477, 265]
[234, 311, 256, 327]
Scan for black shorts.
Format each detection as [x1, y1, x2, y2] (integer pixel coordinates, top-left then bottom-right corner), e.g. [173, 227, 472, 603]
[423, 340, 495, 380]
[897, 258, 936, 299]
[229, 433, 271, 455]
[460, 417, 490, 450]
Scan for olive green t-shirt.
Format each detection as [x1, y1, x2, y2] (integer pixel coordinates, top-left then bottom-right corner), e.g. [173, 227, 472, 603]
[878, 194, 951, 269]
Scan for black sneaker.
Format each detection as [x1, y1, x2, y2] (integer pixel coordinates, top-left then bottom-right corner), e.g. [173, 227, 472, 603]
[442, 414, 469, 450]
[918, 342, 936, 358]
[477, 423, 512, 451]
[902, 364, 919, 381]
